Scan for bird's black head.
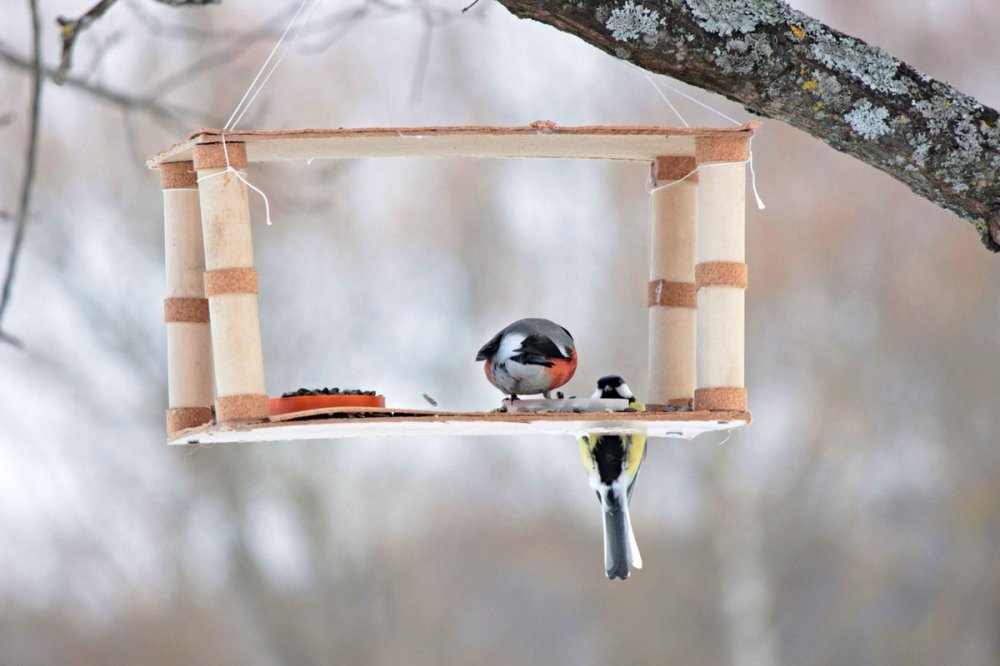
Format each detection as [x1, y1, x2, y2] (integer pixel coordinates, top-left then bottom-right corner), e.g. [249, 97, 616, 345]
[594, 375, 634, 401]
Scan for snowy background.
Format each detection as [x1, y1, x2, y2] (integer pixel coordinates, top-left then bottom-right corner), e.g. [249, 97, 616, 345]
[1, 0, 998, 664]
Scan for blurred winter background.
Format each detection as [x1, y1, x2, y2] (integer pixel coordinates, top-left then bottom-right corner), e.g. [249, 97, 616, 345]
[1, 0, 998, 663]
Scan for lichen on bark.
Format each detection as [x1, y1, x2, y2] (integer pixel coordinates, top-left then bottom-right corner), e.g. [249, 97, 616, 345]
[497, 0, 1000, 252]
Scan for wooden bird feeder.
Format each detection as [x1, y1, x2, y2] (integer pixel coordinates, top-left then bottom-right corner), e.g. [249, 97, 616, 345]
[149, 122, 756, 445]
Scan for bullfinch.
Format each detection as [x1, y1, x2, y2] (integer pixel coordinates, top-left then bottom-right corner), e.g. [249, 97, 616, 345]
[475, 318, 577, 400]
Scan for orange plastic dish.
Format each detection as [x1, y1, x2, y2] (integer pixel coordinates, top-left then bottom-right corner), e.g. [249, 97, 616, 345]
[269, 394, 386, 416]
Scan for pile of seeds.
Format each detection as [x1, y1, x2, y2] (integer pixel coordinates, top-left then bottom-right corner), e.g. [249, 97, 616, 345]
[280, 387, 378, 398]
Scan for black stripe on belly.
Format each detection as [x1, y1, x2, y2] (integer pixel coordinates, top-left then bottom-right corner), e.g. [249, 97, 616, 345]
[593, 435, 626, 486]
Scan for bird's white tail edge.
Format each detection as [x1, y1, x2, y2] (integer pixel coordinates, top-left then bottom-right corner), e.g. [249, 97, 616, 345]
[622, 499, 642, 569]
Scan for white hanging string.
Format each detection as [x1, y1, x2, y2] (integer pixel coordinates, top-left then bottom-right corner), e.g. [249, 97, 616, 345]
[197, 134, 274, 226]
[226, 0, 325, 130]
[747, 144, 766, 210]
[631, 62, 741, 126]
[651, 75, 743, 126]
[632, 63, 766, 209]
[224, 0, 317, 130]
[205, 0, 327, 227]
[643, 74, 689, 127]
[646, 156, 766, 210]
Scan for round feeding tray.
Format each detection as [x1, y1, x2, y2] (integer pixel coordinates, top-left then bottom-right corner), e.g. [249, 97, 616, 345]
[269, 392, 385, 417]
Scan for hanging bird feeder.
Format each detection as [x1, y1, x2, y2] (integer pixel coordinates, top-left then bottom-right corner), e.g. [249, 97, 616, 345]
[149, 122, 756, 446]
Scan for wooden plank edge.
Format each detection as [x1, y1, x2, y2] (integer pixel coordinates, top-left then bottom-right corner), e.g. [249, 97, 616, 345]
[167, 409, 751, 445]
[147, 122, 760, 168]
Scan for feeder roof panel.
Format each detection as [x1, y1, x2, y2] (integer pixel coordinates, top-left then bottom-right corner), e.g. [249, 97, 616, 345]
[147, 122, 759, 168]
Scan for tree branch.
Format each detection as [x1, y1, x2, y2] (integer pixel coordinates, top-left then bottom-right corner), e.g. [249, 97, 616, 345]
[140, 3, 302, 98]
[0, 0, 43, 347]
[0, 43, 209, 127]
[55, 0, 121, 84]
[496, 0, 1000, 252]
[54, 0, 221, 85]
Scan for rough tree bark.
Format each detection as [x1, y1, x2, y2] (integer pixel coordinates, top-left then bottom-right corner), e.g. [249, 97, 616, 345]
[495, 0, 1000, 252]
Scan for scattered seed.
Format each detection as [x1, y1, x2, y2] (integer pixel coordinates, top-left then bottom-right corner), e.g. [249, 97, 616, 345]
[280, 386, 380, 398]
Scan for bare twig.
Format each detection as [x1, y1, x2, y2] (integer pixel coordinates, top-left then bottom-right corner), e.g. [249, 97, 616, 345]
[0, 43, 209, 127]
[296, 5, 371, 54]
[0, 330, 23, 347]
[297, 1, 445, 55]
[141, 3, 299, 98]
[409, 10, 435, 104]
[55, 0, 221, 85]
[127, 0, 279, 41]
[461, 0, 482, 13]
[408, 4, 460, 103]
[55, 0, 122, 84]
[0, 0, 43, 345]
[140, 1, 440, 98]
[83, 30, 125, 82]
[121, 109, 145, 167]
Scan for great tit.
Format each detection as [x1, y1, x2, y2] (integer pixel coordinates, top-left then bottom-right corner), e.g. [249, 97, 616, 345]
[579, 375, 646, 580]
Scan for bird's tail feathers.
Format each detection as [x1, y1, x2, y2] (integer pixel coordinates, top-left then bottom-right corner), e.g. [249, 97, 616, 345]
[602, 488, 641, 579]
[602, 504, 629, 580]
[622, 498, 642, 569]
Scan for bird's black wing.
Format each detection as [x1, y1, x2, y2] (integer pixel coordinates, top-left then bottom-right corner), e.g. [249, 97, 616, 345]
[475, 331, 504, 361]
[514, 334, 570, 367]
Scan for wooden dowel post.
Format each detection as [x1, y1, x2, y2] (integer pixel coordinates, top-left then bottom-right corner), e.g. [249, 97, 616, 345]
[193, 142, 269, 423]
[647, 157, 697, 410]
[162, 161, 215, 435]
[694, 137, 749, 412]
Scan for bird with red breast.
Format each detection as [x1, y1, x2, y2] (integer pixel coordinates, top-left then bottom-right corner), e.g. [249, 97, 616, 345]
[475, 318, 577, 401]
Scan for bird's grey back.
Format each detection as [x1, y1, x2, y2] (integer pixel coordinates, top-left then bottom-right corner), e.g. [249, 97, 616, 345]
[504, 318, 574, 348]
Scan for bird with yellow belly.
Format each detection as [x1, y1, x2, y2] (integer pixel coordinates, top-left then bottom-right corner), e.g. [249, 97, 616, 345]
[578, 375, 647, 580]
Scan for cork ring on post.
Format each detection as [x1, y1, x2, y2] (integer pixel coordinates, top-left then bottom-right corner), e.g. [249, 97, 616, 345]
[190, 141, 270, 425]
[647, 136, 749, 415]
[161, 161, 214, 435]
[160, 142, 272, 435]
[647, 156, 698, 411]
[693, 136, 749, 412]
